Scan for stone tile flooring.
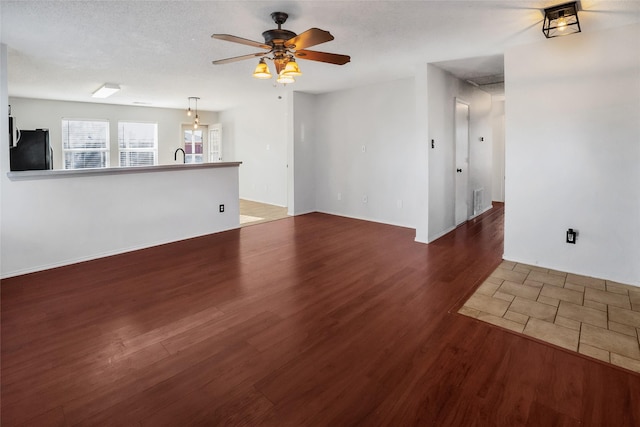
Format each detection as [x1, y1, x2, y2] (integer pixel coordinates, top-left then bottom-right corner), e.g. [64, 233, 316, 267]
[459, 261, 640, 374]
[240, 199, 288, 227]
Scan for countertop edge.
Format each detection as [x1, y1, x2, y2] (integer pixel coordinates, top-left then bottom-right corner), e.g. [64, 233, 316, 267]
[7, 162, 243, 181]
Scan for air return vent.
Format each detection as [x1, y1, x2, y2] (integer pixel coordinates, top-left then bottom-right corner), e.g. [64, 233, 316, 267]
[473, 188, 484, 216]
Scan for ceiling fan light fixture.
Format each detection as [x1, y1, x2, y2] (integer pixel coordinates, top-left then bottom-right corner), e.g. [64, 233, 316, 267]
[542, 2, 581, 38]
[253, 59, 272, 79]
[282, 59, 302, 77]
[277, 72, 295, 84]
[212, 11, 351, 82]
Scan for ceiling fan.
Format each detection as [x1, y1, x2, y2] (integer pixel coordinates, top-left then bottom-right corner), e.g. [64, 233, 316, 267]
[211, 12, 350, 83]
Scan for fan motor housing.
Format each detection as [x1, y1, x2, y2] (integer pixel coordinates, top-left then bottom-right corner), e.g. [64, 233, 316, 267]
[262, 29, 296, 46]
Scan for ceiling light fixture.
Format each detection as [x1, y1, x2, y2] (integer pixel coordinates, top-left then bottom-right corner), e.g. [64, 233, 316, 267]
[253, 56, 301, 84]
[281, 58, 302, 77]
[542, 2, 581, 38]
[276, 72, 295, 84]
[186, 97, 193, 116]
[253, 58, 272, 79]
[212, 11, 349, 85]
[92, 83, 120, 98]
[193, 97, 200, 129]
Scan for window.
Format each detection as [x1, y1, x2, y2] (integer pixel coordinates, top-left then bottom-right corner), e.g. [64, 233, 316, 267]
[62, 119, 109, 169]
[118, 122, 158, 167]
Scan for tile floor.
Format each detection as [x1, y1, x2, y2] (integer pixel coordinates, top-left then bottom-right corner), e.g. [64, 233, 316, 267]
[459, 261, 640, 374]
[239, 199, 288, 227]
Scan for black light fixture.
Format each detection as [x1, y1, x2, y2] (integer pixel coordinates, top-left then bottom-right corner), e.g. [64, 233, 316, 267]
[193, 97, 200, 130]
[187, 97, 200, 129]
[543, 2, 581, 39]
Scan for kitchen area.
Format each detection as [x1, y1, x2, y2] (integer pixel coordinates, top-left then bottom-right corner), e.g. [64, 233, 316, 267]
[2, 93, 241, 278]
[8, 96, 227, 170]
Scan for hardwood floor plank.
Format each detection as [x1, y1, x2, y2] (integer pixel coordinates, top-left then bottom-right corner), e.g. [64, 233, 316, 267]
[2, 204, 640, 426]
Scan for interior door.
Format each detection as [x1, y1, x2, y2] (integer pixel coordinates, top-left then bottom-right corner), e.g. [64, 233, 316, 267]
[455, 99, 470, 226]
[182, 124, 208, 163]
[208, 124, 222, 162]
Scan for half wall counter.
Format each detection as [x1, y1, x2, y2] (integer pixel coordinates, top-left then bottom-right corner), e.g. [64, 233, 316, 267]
[1, 162, 242, 278]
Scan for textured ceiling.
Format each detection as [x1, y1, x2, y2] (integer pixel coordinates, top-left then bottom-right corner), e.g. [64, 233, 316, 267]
[2, 1, 639, 111]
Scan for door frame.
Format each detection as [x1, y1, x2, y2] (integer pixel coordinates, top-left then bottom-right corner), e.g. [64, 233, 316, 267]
[180, 123, 208, 163]
[454, 98, 470, 226]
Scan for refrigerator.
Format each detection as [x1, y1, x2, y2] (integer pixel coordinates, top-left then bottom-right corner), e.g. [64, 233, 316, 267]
[10, 129, 53, 171]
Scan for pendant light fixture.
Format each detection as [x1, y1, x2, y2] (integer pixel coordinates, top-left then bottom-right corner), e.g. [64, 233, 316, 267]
[187, 97, 200, 129]
[193, 97, 200, 130]
[542, 2, 581, 38]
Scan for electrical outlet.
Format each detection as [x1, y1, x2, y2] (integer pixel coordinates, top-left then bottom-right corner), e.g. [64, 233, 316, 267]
[219, 204, 224, 213]
[362, 195, 368, 204]
[361, 145, 366, 153]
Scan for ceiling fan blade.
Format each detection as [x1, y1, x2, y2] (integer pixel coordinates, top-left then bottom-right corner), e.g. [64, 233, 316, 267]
[212, 52, 267, 65]
[285, 28, 334, 50]
[212, 34, 271, 50]
[295, 50, 351, 65]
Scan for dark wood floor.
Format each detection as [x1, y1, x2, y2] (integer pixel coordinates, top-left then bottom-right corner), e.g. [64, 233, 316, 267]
[2, 204, 639, 426]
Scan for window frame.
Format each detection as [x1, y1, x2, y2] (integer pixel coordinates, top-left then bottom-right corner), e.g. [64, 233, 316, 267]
[183, 126, 205, 164]
[118, 121, 159, 167]
[61, 118, 110, 170]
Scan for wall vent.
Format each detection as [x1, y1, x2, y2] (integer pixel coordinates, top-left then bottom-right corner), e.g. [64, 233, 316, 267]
[473, 188, 484, 216]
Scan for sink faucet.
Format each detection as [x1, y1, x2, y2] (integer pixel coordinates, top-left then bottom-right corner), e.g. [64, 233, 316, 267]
[174, 148, 185, 163]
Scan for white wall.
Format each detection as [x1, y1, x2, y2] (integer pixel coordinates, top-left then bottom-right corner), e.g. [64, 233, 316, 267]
[504, 23, 640, 286]
[8, 97, 219, 167]
[313, 78, 419, 228]
[1, 44, 9, 274]
[1, 166, 240, 278]
[218, 93, 288, 207]
[414, 64, 430, 243]
[427, 64, 493, 241]
[491, 98, 505, 202]
[291, 92, 317, 215]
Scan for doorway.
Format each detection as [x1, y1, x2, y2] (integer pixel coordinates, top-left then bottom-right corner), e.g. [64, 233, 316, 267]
[239, 199, 289, 227]
[455, 98, 470, 226]
[208, 124, 222, 163]
[181, 124, 208, 163]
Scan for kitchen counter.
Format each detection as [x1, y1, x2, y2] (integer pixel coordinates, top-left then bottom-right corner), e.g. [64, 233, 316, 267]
[7, 162, 242, 181]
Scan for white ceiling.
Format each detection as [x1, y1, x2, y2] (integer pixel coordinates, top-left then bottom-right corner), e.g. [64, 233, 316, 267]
[2, 1, 639, 111]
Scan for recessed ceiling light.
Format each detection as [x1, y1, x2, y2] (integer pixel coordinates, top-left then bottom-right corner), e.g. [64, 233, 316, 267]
[92, 83, 120, 98]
